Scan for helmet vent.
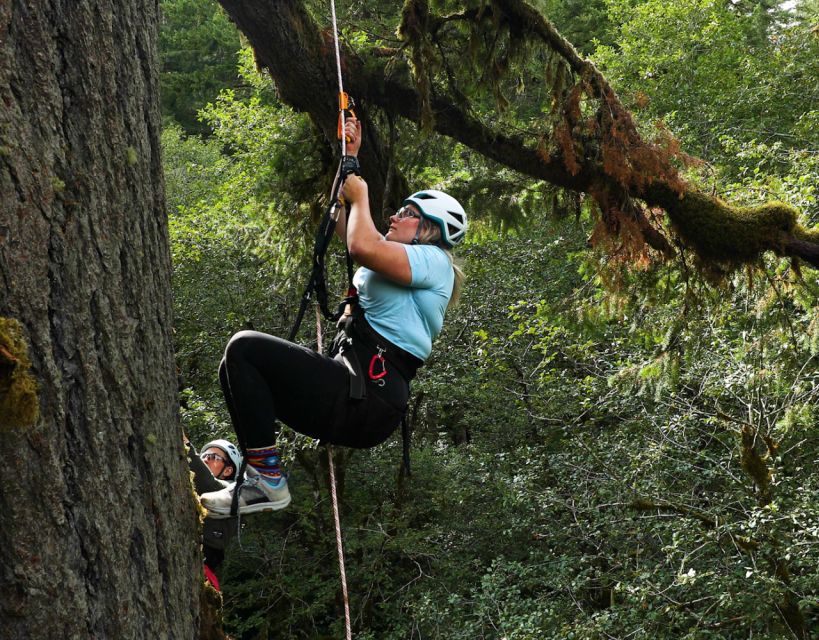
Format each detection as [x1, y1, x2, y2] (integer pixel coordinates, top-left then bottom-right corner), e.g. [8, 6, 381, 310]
[415, 193, 435, 199]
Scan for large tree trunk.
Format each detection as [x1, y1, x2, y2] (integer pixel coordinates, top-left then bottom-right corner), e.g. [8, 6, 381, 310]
[0, 2, 200, 638]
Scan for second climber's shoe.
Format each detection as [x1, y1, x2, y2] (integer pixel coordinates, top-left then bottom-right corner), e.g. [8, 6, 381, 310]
[200, 465, 291, 518]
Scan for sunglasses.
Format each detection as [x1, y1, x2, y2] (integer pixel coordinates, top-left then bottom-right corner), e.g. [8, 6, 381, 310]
[395, 206, 421, 220]
[201, 452, 227, 463]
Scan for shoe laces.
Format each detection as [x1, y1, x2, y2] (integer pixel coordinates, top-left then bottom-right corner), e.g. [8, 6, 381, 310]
[240, 473, 261, 491]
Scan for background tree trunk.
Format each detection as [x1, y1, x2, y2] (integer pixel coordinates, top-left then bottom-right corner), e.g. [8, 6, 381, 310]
[0, 2, 200, 638]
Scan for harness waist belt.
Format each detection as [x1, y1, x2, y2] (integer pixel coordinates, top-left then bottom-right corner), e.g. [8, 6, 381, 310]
[348, 313, 423, 382]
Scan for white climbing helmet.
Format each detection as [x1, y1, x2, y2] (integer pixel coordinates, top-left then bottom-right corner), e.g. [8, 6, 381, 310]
[202, 439, 243, 471]
[403, 189, 467, 247]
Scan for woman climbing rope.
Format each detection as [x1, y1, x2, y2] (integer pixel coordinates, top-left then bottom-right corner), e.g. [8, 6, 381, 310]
[200, 118, 467, 517]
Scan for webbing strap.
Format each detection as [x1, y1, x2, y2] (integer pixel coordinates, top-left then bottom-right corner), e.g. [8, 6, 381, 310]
[288, 198, 344, 342]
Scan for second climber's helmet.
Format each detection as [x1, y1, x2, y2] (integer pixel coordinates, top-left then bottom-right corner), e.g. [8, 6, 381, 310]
[202, 439, 243, 472]
[403, 189, 467, 247]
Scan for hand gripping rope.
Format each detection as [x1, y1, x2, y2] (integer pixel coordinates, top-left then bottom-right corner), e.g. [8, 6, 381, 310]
[287, 0, 361, 342]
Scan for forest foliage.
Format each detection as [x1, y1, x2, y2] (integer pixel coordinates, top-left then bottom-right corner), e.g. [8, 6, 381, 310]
[159, 0, 818, 637]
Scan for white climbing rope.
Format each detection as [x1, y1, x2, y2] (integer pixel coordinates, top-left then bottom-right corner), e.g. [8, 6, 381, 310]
[315, 305, 352, 640]
[329, 0, 347, 157]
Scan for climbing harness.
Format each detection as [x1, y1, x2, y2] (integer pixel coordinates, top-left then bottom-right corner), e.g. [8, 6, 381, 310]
[334, 305, 423, 384]
[332, 305, 422, 474]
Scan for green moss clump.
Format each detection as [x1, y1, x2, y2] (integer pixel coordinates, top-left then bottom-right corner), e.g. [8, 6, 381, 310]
[668, 191, 798, 265]
[398, 0, 438, 132]
[0, 317, 39, 430]
[199, 574, 225, 640]
[793, 223, 819, 244]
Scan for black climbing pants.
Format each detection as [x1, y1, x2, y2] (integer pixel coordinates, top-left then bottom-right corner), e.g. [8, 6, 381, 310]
[219, 330, 410, 449]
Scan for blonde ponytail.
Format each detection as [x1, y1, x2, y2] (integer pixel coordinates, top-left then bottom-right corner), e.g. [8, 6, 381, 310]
[414, 218, 465, 310]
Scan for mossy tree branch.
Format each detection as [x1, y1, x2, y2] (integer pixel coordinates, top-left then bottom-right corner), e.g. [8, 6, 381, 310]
[216, 0, 819, 270]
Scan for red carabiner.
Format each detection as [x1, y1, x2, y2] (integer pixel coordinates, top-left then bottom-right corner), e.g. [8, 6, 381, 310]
[368, 352, 387, 380]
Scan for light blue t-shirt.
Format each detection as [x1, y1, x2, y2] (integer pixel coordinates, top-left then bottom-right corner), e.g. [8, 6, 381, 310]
[353, 244, 454, 361]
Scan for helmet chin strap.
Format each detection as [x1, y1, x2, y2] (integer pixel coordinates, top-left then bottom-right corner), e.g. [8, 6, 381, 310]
[411, 217, 424, 245]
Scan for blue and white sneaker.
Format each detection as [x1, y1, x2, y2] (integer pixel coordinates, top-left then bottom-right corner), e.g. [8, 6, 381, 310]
[200, 465, 290, 518]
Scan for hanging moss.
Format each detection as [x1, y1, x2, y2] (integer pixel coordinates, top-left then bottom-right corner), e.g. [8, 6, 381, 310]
[0, 317, 39, 430]
[398, 0, 437, 131]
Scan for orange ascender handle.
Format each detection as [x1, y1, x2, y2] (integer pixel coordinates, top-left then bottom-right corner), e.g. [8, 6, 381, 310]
[337, 92, 357, 141]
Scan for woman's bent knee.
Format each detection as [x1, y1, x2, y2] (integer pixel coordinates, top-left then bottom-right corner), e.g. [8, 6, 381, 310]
[224, 330, 264, 361]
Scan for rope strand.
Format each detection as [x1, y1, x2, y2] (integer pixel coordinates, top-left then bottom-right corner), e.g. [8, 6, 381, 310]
[327, 3, 353, 636]
[328, 445, 352, 640]
[315, 306, 353, 640]
[329, 0, 347, 157]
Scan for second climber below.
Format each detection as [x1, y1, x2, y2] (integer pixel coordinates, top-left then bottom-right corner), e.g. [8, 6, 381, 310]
[200, 118, 467, 517]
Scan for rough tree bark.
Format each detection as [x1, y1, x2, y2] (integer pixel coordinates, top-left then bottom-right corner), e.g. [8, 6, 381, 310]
[217, 0, 819, 270]
[0, 2, 200, 638]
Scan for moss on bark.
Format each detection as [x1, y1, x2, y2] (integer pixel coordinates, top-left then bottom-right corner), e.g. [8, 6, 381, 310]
[663, 191, 801, 265]
[199, 578, 227, 640]
[0, 317, 39, 430]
